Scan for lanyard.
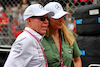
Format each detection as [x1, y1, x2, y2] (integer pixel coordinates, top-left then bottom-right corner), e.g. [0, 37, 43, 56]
[59, 34, 67, 67]
[24, 30, 48, 67]
[59, 34, 63, 67]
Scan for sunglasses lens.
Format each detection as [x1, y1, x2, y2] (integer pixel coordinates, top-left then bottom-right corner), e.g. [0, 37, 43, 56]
[47, 17, 49, 21]
[40, 17, 49, 21]
[30, 16, 49, 21]
[41, 17, 45, 21]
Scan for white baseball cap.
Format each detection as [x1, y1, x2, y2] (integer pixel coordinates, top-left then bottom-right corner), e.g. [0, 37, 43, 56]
[44, 2, 70, 19]
[23, 4, 53, 21]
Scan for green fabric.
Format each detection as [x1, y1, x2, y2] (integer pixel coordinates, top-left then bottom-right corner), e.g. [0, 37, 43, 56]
[41, 33, 81, 67]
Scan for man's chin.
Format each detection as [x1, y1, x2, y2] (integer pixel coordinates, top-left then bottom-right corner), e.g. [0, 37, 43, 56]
[40, 31, 46, 35]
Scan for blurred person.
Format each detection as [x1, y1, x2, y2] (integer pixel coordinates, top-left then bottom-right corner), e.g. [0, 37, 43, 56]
[73, 20, 77, 33]
[67, 18, 74, 32]
[0, 17, 3, 36]
[4, 4, 53, 67]
[0, 13, 9, 26]
[17, 3, 22, 10]
[11, 18, 19, 38]
[6, 5, 12, 17]
[0, 13, 9, 36]
[72, 20, 79, 39]
[5, 5, 12, 21]
[67, 11, 74, 32]
[11, 4, 19, 19]
[0, 3, 4, 17]
[18, 9, 25, 30]
[22, 0, 29, 10]
[30, 1, 39, 5]
[41, 2, 82, 67]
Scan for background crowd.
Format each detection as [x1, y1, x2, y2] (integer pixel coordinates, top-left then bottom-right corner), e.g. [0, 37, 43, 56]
[0, 0, 29, 38]
[0, 0, 79, 38]
[0, 0, 95, 45]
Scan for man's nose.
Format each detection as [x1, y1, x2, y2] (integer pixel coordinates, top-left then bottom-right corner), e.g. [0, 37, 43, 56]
[44, 19, 49, 24]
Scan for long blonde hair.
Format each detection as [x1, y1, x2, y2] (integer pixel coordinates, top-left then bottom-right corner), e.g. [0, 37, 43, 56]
[45, 20, 75, 46]
[61, 21, 75, 46]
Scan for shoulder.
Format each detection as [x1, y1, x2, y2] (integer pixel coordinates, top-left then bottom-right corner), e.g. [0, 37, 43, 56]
[41, 36, 49, 43]
[41, 35, 52, 46]
[72, 32, 79, 39]
[14, 32, 33, 47]
[11, 33, 34, 54]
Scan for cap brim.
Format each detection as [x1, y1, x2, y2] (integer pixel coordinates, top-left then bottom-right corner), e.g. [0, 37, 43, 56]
[23, 10, 53, 21]
[51, 11, 70, 19]
[35, 10, 51, 16]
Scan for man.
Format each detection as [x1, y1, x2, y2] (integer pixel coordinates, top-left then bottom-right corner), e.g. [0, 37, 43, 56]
[4, 4, 53, 67]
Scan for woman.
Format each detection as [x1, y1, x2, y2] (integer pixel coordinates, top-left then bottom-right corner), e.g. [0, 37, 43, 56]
[41, 2, 82, 67]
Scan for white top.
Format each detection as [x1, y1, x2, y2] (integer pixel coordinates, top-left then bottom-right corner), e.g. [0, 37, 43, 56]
[11, 7, 18, 18]
[4, 27, 46, 67]
[0, 6, 4, 16]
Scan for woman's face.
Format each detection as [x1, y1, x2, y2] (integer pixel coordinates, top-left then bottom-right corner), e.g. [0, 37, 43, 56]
[49, 17, 64, 29]
[22, 0, 27, 4]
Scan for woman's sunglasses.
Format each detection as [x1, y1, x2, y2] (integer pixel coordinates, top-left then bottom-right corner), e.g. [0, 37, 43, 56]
[30, 16, 49, 21]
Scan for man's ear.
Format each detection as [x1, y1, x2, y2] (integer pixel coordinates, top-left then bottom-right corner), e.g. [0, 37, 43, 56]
[26, 18, 30, 22]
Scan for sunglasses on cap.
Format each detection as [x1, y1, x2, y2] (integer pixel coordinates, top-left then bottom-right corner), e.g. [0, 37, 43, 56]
[30, 16, 49, 21]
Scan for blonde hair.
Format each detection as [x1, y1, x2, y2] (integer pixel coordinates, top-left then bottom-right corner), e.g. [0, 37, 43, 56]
[45, 20, 75, 46]
[61, 21, 75, 46]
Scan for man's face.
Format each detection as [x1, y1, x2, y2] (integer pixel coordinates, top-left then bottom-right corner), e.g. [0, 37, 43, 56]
[28, 15, 49, 35]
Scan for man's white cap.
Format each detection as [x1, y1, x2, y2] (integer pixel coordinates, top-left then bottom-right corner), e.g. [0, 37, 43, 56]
[44, 2, 70, 19]
[23, 4, 52, 21]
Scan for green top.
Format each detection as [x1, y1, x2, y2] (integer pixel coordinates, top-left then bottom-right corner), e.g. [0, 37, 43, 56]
[41, 33, 81, 67]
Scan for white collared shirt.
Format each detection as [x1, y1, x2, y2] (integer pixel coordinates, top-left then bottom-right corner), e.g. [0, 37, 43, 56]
[4, 27, 46, 67]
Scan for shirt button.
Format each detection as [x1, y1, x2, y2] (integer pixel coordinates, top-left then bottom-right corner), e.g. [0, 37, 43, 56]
[59, 61, 63, 64]
[37, 47, 40, 49]
[62, 52, 64, 54]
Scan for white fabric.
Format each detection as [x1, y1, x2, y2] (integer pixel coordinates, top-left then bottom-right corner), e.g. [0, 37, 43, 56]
[0, 6, 4, 16]
[23, 4, 51, 21]
[11, 6, 18, 18]
[44, 2, 70, 19]
[4, 27, 46, 67]
[68, 23, 74, 31]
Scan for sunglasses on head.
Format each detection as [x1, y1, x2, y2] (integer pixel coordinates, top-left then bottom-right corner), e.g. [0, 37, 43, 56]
[30, 16, 49, 21]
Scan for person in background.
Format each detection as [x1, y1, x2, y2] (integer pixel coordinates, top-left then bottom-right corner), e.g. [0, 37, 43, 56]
[18, 9, 25, 30]
[73, 20, 77, 33]
[0, 13, 9, 36]
[0, 3, 4, 17]
[17, 3, 22, 10]
[0, 17, 3, 36]
[11, 4, 18, 19]
[21, 0, 29, 10]
[11, 18, 19, 38]
[67, 10, 74, 32]
[4, 4, 53, 67]
[41, 2, 82, 67]
[5, 5, 12, 18]
[0, 13, 9, 26]
[6, 5, 12, 22]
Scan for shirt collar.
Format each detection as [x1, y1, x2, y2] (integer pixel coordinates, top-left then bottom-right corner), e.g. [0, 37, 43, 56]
[44, 31, 64, 43]
[24, 27, 43, 42]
